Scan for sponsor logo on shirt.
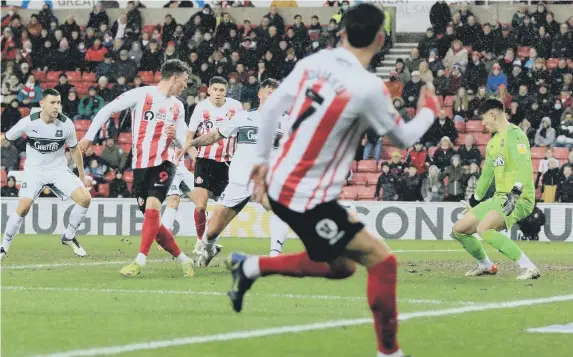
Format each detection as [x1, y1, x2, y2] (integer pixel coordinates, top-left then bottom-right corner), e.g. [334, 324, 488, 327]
[26, 137, 65, 153]
[494, 154, 505, 167]
[517, 143, 527, 154]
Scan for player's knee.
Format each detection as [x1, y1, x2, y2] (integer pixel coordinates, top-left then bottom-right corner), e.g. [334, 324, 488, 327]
[476, 223, 490, 238]
[77, 193, 91, 208]
[195, 203, 207, 212]
[16, 201, 32, 217]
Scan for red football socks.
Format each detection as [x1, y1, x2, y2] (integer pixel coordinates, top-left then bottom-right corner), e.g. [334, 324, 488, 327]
[194, 209, 206, 240]
[140, 209, 160, 256]
[259, 252, 354, 279]
[155, 224, 182, 257]
[367, 254, 400, 355]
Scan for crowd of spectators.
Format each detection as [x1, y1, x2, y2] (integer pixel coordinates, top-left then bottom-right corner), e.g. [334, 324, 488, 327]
[1, 1, 572, 202]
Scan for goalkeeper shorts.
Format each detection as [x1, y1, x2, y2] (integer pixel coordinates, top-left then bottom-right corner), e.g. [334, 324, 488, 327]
[471, 194, 534, 230]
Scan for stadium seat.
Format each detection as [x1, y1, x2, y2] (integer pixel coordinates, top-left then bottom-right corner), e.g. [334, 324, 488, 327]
[357, 186, 377, 200]
[568, 59, 573, 69]
[127, 182, 133, 193]
[364, 172, 379, 186]
[92, 145, 103, 156]
[66, 71, 82, 82]
[123, 170, 134, 183]
[357, 160, 378, 173]
[75, 120, 91, 130]
[76, 82, 93, 95]
[104, 169, 115, 182]
[456, 133, 467, 146]
[454, 120, 466, 133]
[444, 96, 455, 107]
[517, 46, 530, 59]
[118, 133, 132, 144]
[40, 82, 57, 90]
[46, 71, 60, 82]
[96, 183, 110, 197]
[340, 186, 359, 200]
[465, 121, 484, 132]
[350, 160, 357, 172]
[32, 71, 46, 81]
[18, 107, 30, 117]
[478, 145, 486, 157]
[82, 72, 96, 82]
[429, 146, 438, 156]
[546, 58, 558, 70]
[69, 80, 84, 88]
[119, 143, 131, 154]
[349, 172, 368, 185]
[143, 24, 157, 34]
[138, 71, 154, 83]
[1, 170, 6, 185]
[532, 159, 541, 173]
[475, 133, 490, 145]
[530, 146, 545, 159]
[75, 130, 86, 140]
[437, 95, 444, 107]
[553, 147, 570, 160]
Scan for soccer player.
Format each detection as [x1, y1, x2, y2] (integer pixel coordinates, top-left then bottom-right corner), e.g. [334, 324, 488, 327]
[179, 78, 290, 266]
[1, 89, 91, 260]
[186, 76, 243, 256]
[226, 4, 440, 357]
[78, 59, 195, 277]
[453, 98, 540, 280]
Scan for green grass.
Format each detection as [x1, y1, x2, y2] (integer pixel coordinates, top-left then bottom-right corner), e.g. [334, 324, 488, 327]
[2, 235, 573, 357]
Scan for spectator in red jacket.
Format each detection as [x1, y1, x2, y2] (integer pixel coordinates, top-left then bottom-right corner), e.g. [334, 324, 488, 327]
[85, 38, 108, 70]
[406, 140, 431, 174]
[1, 27, 17, 61]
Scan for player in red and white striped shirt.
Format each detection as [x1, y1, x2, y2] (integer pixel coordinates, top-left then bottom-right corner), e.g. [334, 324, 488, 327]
[186, 76, 242, 255]
[78, 60, 196, 278]
[225, 5, 440, 357]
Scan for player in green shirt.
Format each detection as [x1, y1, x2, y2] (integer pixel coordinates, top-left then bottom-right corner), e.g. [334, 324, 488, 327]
[452, 99, 541, 280]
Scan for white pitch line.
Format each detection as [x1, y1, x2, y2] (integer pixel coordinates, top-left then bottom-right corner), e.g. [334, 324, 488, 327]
[25, 294, 573, 357]
[0, 250, 463, 270]
[1, 286, 474, 305]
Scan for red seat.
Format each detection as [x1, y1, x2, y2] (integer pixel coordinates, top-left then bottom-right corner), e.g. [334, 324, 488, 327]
[340, 186, 359, 200]
[429, 146, 438, 156]
[92, 145, 103, 156]
[530, 146, 545, 159]
[69, 80, 84, 88]
[553, 147, 570, 160]
[350, 160, 357, 172]
[75, 130, 86, 140]
[127, 182, 133, 193]
[96, 183, 110, 197]
[75, 120, 91, 130]
[119, 143, 131, 154]
[445, 107, 454, 119]
[40, 81, 57, 90]
[475, 133, 490, 145]
[118, 133, 132, 144]
[454, 121, 466, 133]
[66, 71, 82, 82]
[32, 71, 46, 81]
[364, 172, 380, 186]
[478, 145, 486, 157]
[138, 71, 154, 83]
[349, 173, 368, 186]
[143, 24, 157, 34]
[123, 170, 134, 183]
[437, 95, 444, 107]
[104, 169, 115, 182]
[357, 160, 379, 173]
[82, 72, 96, 82]
[444, 96, 455, 107]
[546, 58, 558, 70]
[568, 59, 573, 69]
[76, 82, 92, 95]
[456, 133, 467, 146]
[465, 121, 484, 132]
[532, 159, 541, 173]
[1, 170, 6, 185]
[517, 46, 530, 59]
[46, 71, 60, 82]
[357, 186, 377, 200]
[18, 107, 30, 117]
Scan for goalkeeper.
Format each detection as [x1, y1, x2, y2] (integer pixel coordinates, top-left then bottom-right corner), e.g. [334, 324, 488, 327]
[452, 99, 541, 280]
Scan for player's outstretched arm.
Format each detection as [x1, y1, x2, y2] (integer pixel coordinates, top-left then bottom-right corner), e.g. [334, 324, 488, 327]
[474, 146, 494, 202]
[79, 88, 140, 151]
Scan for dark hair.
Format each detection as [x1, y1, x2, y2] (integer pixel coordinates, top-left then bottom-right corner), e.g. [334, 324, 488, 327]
[342, 3, 385, 48]
[477, 98, 505, 116]
[294, 14, 302, 19]
[209, 76, 228, 87]
[160, 59, 190, 80]
[260, 78, 280, 89]
[42, 88, 60, 98]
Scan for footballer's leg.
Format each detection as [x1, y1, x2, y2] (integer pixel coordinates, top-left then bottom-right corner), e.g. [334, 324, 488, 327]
[477, 206, 540, 280]
[162, 194, 180, 232]
[451, 205, 496, 276]
[261, 195, 289, 256]
[61, 186, 92, 257]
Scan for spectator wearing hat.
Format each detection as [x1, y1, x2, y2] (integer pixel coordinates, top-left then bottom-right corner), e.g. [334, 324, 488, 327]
[114, 48, 139, 81]
[17, 74, 41, 108]
[465, 52, 487, 91]
[423, 110, 458, 149]
[400, 164, 423, 201]
[374, 162, 400, 201]
[418, 27, 438, 59]
[427, 48, 444, 74]
[403, 70, 423, 108]
[1, 176, 19, 198]
[406, 140, 431, 175]
[405, 47, 423, 73]
[430, 1, 452, 35]
[535, 117, 557, 147]
[444, 39, 468, 73]
[394, 58, 411, 84]
[79, 86, 104, 120]
[54, 73, 74, 99]
[63, 88, 80, 119]
[385, 71, 404, 98]
[555, 108, 573, 148]
[446, 64, 464, 95]
[508, 60, 531, 96]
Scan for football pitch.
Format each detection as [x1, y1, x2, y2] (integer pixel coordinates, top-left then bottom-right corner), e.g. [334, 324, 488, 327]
[1, 235, 572, 357]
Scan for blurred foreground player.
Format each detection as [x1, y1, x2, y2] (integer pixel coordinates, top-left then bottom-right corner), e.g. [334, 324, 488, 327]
[226, 4, 440, 357]
[455, 99, 540, 280]
[78, 60, 195, 277]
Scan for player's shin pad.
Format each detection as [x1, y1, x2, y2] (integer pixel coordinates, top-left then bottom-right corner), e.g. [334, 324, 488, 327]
[451, 231, 487, 261]
[481, 230, 521, 261]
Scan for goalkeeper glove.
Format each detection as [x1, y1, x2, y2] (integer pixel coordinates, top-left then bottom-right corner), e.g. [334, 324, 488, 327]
[502, 183, 523, 216]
